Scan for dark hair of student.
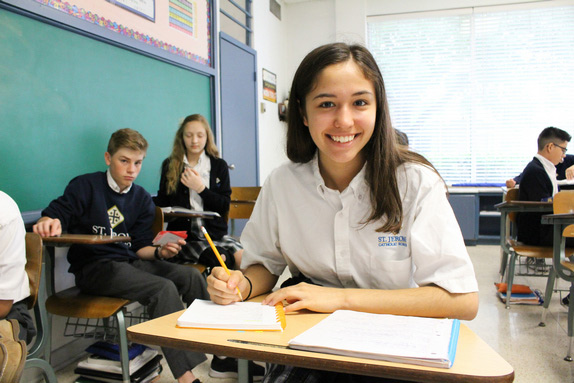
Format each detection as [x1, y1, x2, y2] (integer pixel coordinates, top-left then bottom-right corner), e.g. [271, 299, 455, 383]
[107, 128, 148, 156]
[286, 42, 438, 234]
[537, 126, 572, 151]
[165, 114, 220, 195]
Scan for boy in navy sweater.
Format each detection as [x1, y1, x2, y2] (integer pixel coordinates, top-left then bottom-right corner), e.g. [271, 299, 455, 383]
[34, 129, 207, 383]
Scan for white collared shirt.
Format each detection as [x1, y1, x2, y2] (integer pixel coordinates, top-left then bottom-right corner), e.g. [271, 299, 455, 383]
[241, 155, 478, 293]
[106, 169, 132, 194]
[534, 154, 559, 196]
[183, 151, 211, 211]
[0, 191, 30, 302]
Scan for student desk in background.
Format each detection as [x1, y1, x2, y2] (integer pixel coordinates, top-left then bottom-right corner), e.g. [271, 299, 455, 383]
[127, 303, 515, 383]
[495, 200, 553, 279]
[163, 211, 218, 224]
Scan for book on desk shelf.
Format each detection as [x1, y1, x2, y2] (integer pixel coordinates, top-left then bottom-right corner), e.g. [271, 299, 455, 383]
[177, 299, 286, 331]
[494, 283, 543, 305]
[497, 290, 543, 305]
[85, 342, 147, 362]
[287, 310, 460, 369]
[78, 347, 159, 375]
[160, 206, 220, 218]
[74, 354, 162, 383]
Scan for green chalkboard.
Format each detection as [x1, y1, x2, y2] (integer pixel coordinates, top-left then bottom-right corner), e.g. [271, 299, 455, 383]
[0, 9, 212, 212]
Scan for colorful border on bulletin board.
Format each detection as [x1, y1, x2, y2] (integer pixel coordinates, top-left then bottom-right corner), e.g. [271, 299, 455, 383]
[32, 0, 211, 66]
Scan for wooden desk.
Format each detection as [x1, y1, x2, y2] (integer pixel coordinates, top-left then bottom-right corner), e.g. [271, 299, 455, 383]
[42, 234, 132, 246]
[128, 309, 514, 383]
[495, 201, 553, 278]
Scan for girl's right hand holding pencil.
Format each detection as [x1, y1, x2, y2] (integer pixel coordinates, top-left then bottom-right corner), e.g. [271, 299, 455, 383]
[207, 267, 249, 305]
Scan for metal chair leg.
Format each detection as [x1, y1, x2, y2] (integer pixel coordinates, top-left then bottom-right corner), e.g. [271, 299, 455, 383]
[116, 309, 131, 383]
[540, 269, 556, 326]
[505, 251, 517, 310]
[567, 284, 574, 362]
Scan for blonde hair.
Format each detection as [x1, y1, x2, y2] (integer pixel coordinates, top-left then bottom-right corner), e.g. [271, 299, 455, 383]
[165, 114, 219, 195]
[107, 128, 148, 155]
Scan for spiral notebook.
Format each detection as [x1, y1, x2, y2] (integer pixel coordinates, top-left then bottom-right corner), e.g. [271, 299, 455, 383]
[288, 310, 459, 369]
[177, 299, 286, 331]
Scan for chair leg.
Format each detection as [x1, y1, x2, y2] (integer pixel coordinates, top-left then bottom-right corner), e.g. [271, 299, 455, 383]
[24, 358, 58, 383]
[540, 268, 556, 327]
[505, 251, 517, 310]
[567, 283, 574, 362]
[499, 248, 509, 282]
[116, 310, 131, 383]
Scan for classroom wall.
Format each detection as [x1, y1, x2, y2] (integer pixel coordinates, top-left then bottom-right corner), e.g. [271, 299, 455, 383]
[251, 0, 553, 186]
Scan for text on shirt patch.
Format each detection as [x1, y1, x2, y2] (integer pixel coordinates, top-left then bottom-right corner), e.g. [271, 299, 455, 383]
[378, 235, 407, 247]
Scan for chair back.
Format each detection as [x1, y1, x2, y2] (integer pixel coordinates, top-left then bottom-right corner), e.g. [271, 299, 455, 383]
[152, 206, 164, 236]
[554, 191, 574, 237]
[25, 233, 43, 310]
[505, 188, 520, 223]
[227, 187, 261, 237]
[228, 187, 261, 221]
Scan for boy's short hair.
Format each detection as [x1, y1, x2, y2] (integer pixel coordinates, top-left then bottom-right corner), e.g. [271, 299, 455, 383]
[107, 128, 148, 155]
[537, 126, 571, 151]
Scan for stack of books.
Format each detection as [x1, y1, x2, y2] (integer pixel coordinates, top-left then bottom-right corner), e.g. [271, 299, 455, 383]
[494, 283, 543, 305]
[74, 342, 162, 383]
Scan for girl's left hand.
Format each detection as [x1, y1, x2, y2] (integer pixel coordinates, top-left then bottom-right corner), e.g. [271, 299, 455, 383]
[181, 168, 205, 193]
[261, 283, 345, 313]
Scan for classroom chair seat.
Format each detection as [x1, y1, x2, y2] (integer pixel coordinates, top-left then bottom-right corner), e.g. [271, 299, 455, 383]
[43, 207, 165, 383]
[501, 188, 574, 309]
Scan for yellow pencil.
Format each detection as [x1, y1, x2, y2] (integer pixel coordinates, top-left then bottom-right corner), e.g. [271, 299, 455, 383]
[201, 226, 244, 301]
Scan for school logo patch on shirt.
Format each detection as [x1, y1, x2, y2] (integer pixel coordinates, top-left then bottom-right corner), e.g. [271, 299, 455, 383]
[108, 205, 125, 229]
[378, 235, 408, 247]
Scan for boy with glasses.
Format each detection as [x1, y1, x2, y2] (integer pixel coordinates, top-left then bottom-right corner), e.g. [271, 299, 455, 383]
[516, 127, 571, 246]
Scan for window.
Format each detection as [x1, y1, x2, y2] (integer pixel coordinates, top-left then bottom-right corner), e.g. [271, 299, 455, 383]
[367, 3, 574, 184]
[220, 0, 253, 46]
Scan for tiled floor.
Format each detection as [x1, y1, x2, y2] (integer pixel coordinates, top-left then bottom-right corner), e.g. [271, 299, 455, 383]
[54, 245, 574, 382]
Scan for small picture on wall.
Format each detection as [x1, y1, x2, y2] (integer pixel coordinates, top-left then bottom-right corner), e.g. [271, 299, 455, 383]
[263, 69, 277, 103]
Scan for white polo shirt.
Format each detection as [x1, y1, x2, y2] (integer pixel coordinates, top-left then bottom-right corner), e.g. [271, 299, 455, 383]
[0, 191, 30, 303]
[241, 156, 478, 293]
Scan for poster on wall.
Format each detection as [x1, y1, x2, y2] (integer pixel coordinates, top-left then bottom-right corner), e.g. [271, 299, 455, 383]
[1, 0, 213, 70]
[263, 69, 277, 103]
[106, 0, 155, 21]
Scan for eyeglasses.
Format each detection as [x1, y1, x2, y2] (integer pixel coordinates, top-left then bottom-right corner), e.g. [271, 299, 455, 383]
[553, 143, 568, 154]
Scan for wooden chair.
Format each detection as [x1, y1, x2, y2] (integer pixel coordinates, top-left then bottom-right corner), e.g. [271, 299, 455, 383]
[539, 191, 574, 359]
[502, 188, 556, 309]
[22, 232, 57, 382]
[228, 186, 261, 237]
[44, 207, 164, 383]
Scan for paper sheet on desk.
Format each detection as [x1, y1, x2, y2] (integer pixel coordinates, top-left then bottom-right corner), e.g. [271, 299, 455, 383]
[557, 179, 574, 186]
[288, 310, 459, 368]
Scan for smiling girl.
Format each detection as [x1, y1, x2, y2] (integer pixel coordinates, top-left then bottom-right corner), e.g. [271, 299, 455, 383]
[207, 43, 479, 382]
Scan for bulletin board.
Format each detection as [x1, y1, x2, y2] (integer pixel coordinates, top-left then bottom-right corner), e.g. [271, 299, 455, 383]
[2, 0, 213, 70]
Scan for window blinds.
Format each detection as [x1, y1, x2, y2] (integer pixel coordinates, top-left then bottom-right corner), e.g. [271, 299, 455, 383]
[367, 3, 574, 184]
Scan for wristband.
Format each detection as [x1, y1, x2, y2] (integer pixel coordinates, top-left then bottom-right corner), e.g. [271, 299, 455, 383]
[244, 275, 253, 301]
[154, 246, 162, 260]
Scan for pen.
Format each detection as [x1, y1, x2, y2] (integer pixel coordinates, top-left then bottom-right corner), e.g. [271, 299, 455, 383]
[201, 226, 244, 301]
